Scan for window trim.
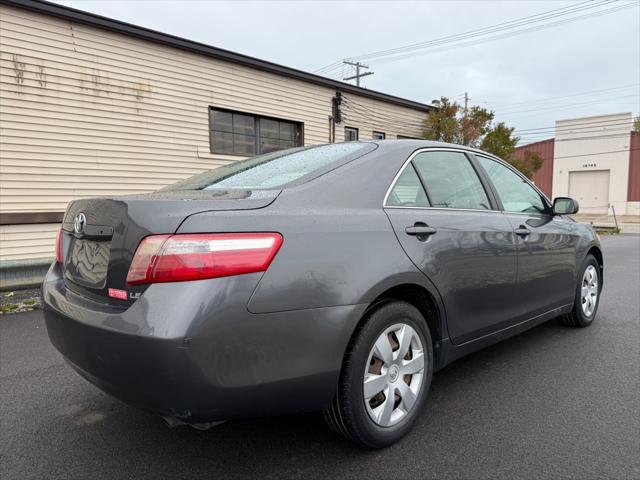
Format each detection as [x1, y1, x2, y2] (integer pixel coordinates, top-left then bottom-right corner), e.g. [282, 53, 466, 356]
[471, 153, 552, 216]
[344, 126, 359, 141]
[383, 147, 501, 212]
[209, 107, 304, 156]
[372, 131, 386, 140]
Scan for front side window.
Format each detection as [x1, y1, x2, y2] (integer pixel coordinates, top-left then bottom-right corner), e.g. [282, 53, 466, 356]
[210, 108, 302, 156]
[476, 156, 547, 214]
[412, 151, 491, 210]
[386, 164, 429, 207]
[345, 127, 359, 141]
[164, 142, 374, 191]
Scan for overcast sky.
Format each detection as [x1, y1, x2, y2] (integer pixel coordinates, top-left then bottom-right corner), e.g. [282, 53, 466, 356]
[54, 0, 640, 144]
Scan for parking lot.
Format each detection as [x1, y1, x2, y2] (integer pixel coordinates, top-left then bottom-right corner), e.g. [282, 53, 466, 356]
[1, 234, 638, 479]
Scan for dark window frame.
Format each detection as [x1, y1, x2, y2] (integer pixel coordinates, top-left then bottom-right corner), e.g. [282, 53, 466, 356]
[384, 148, 501, 211]
[411, 151, 492, 211]
[372, 131, 386, 140]
[209, 107, 304, 156]
[344, 126, 359, 141]
[472, 153, 552, 215]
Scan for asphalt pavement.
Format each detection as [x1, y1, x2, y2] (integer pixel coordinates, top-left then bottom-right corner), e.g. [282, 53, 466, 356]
[1, 235, 639, 479]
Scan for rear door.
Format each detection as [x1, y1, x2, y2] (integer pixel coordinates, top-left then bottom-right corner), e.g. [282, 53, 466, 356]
[474, 155, 579, 317]
[384, 149, 519, 344]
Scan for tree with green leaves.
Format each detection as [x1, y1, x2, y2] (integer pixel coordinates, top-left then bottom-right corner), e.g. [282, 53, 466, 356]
[423, 96, 542, 179]
[423, 97, 494, 148]
[633, 115, 640, 132]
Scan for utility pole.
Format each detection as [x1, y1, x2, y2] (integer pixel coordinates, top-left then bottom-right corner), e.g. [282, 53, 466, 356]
[342, 60, 374, 87]
[463, 92, 469, 119]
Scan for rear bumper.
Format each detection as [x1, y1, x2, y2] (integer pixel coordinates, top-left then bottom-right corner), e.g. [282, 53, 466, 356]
[42, 263, 365, 422]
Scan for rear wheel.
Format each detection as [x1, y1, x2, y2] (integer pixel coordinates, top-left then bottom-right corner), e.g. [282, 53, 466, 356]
[324, 301, 433, 448]
[561, 254, 601, 327]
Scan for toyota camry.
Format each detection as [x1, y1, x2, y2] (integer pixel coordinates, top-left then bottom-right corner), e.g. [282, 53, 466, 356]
[42, 140, 603, 448]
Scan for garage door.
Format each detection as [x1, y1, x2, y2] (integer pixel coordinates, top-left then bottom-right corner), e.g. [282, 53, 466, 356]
[568, 170, 610, 214]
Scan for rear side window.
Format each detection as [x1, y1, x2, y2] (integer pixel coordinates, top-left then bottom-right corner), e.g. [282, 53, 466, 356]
[386, 165, 429, 207]
[412, 151, 491, 210]
[476, 156, 546, 214]
[163, 143, 374, 191]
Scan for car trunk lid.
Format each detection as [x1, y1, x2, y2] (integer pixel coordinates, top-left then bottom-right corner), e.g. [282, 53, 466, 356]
[60, 189, 279, 302]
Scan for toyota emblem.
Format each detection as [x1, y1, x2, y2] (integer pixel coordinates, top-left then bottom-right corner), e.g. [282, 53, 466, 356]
[74, 213, 86, 234]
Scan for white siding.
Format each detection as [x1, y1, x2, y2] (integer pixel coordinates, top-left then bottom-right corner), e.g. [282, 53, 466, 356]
[0, 223, 59, 261]
[0, 4, 427, 260]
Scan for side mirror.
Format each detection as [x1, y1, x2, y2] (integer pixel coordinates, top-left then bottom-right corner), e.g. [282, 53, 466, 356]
[552, 197, 579, 215]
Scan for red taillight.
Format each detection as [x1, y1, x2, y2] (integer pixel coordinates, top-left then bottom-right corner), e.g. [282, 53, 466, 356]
[126, 233, 283, 285]
[56, 228, 63, 264]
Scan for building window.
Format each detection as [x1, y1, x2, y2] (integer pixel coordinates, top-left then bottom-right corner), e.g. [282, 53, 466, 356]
[344, 127, 359, 141]
[372, 131, 386, 140]
[209, 108, 302, 155]
[397, 135, 421, 140]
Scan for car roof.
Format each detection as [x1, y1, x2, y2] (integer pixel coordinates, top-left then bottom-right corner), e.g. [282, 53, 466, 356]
[364, 139, 495, 159]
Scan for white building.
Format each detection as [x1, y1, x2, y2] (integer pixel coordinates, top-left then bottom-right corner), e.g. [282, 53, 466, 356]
[518, 112, 639, 216]
[552, 112, 638, 215]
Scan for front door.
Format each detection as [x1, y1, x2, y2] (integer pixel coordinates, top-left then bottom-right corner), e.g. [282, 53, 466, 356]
[475, 155, 579, 318]
[384, 150, 519, 345]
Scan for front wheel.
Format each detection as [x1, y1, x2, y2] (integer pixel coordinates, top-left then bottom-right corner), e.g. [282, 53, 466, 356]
[561, 254, 601, 328]
[324, 301, 433, 448]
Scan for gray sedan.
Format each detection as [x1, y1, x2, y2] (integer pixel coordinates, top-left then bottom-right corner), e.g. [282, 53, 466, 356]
[42, 140, 603, 448]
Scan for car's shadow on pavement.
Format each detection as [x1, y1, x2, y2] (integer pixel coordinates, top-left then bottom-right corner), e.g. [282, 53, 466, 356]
[38, 316, 585, 479]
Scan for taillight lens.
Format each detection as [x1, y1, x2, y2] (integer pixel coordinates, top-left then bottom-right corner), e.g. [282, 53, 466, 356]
[56, 228, 63, 264]
[126, 233, 283, 285]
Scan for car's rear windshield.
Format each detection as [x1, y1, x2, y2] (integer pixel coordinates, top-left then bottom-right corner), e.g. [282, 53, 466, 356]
[162, 143, 375, 191]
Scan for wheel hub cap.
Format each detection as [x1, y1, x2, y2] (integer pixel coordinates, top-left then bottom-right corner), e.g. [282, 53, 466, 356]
[388, 365, 400, 382]
[363, 323, 426, 427]
[581, 265, 598, 317]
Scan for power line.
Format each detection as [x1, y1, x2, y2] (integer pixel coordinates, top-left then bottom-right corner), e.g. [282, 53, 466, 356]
[314, 0, 609, 73]
[520, 133, 634, 143]
[342, 99, 426, 130]
[315, 0, 636, 73]
[368, 2, 636, 67]
[477, 84, 639, 108]
[340, 112, 424, 134]
[342, 98, 426, 126]
[517, 123, 634, 138]
[344, 115, 424, 135]
[517, 130, 636, 142]
[327, 0, 604, 66]
[554, 132, 635, 142]
[341, 112, 424, 133]
[518, 126, 633, 138]
[495, 94, 639, 117]
[515, 117, 635, 133]
[552, 147, 639, 159]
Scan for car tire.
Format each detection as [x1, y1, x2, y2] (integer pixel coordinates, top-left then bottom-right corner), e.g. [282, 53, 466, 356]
[561, 254, 601, 328]
[324, 301, 433, 448]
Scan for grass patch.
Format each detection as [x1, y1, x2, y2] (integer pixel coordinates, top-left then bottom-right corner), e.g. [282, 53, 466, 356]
[595, 227, 621, 235]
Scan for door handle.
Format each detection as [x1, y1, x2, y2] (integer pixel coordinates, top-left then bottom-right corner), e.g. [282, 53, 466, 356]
[405, 224, 437, 236]
[514, 226, 530, 237]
